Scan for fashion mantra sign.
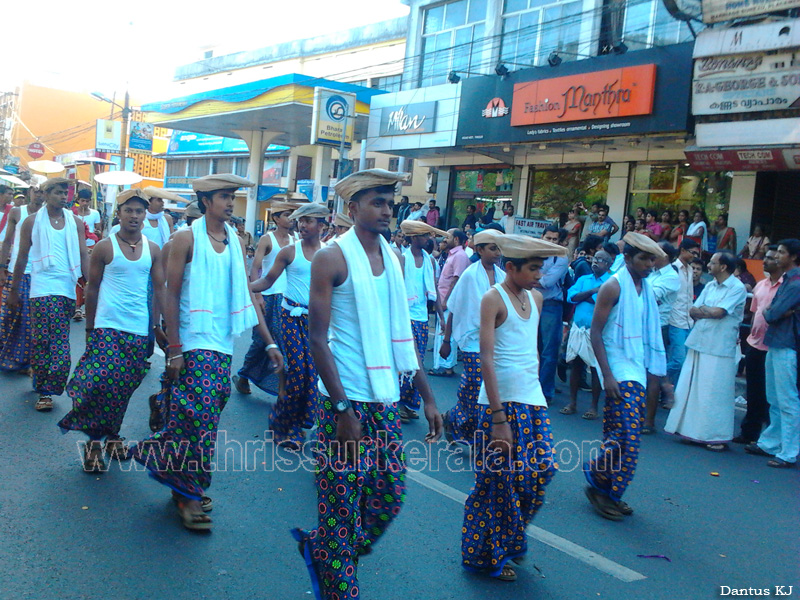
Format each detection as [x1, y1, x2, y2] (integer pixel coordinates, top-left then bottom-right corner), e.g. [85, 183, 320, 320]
[379, 102, 437, 136]
[510, 65, 657, 126]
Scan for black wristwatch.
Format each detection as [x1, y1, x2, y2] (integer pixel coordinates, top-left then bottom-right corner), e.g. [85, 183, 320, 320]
[332, 398, 352, 414]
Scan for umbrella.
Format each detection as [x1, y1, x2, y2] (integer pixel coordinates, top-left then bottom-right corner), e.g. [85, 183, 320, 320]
[27, 160, 66, 174]
[95, 171, 143, 186]
[0, 174, 30, 188]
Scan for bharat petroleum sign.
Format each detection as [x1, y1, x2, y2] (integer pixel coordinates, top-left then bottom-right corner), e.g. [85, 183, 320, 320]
[510, 65, 656, 126]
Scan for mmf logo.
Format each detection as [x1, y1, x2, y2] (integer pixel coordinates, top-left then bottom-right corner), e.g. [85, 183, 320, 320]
[482, 97, 509, 118]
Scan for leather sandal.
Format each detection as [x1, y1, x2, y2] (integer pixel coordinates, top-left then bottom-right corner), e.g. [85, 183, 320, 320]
[35, 396, 53, 412]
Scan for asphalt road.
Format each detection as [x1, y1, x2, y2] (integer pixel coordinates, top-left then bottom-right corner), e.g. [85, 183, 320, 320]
[0, 320, 797, 600]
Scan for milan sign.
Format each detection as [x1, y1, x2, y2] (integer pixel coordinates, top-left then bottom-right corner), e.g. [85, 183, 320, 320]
[379, 102, 437, 136]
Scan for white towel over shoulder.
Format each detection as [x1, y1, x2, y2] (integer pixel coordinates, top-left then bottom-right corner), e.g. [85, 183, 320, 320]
[29, 207, 81, 283]
[188, 217, 257, 338]
[334, 228, 418, 403]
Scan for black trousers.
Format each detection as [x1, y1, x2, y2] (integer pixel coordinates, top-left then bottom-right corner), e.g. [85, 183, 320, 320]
[740, 344, 770, 441]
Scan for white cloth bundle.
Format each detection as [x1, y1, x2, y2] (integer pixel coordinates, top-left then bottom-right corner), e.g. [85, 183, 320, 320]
[334, 227, 419, 403]
[30, 207, 81, 283]
[447, 261, 505, 351]
[612, 266, 666, 377]
[188, 216, 258, 338]
[146, 211, 171, 246]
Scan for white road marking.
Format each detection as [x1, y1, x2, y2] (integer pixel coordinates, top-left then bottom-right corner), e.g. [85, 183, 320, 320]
[407, 468, 647, 583]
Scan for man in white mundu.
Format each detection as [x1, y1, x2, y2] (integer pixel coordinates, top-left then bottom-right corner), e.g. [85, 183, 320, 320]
[9, 178, 88, 412]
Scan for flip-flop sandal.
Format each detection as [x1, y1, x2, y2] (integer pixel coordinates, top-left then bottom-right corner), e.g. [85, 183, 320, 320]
[495, 564, 517, 582]
[744, 443, 773, 457]
[427, 368, 455, 377]
[641, 426, 656, 435]
[616, 500, 634, 516]
[705, 443, 728, 452]
[172, 492, 213, 513]
[82, 442, 106, 474]
[34, 396, 53, 412]
[291, 528, 323, 600]
[148, 393, 165, 432]
[176, 500, 212, 531]
[767, 458, 795, 469]
[559, 406, 576, 415]
[582, 411, 598, 420]
[584, 486, 623, 521]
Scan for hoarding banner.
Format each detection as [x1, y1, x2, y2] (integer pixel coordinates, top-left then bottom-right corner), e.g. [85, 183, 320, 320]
[692, 51, 800, 115]
[311, 87, 356, 148]
[95, 119, 122, 153]
[702, 0, 800, 24]
[129, 121, 154, 152]
[456, 43, 693, 145]
[514, 217, 552, 238]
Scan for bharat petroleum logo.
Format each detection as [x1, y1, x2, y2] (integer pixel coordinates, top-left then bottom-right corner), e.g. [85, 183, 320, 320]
[482, 97, 509, 118]
[326, 95, 349, 121]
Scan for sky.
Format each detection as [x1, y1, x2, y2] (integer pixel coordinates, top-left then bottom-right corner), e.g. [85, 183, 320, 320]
[3, 0, 409, 103]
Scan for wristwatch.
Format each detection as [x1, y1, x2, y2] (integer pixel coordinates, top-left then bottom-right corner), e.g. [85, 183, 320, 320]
[331, 398, 352, 414]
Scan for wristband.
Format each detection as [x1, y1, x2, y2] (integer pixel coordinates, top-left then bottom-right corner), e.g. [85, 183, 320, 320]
[167, 344, 182, 349]
[265, 344, 279, 352]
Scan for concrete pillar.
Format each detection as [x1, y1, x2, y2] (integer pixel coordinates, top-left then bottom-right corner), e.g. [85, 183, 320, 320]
[517, 165, 531, 217]
[359, 141, 367, 170]
[284, 151, 297, 192]
[234, 129, 279, 236]
[606, 163, 630, 224]
[728, 172, 757, 254]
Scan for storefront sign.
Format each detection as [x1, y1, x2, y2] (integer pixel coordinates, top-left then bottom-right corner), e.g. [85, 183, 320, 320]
[702, 0, 800, 24]
[311, 87, 356, 148]
[167, 131, 288, 155]
[510, 65, 656, 126]
[379, 102, 437, 136]
[692, 51, 800, 115]
[684, 147, 800, 170]
[457, 43, 693, 144]
[513, 217, 553, 238]
[95, 119, 122, 153]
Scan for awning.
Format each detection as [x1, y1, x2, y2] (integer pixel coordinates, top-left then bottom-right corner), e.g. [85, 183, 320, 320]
[685, 145, 800, 171]
[142, 73, 385, 147]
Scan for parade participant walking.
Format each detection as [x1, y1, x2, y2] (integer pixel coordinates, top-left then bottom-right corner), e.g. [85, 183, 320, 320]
[234, 200, 297, 397]
[251, 201, 329, 448]
[561, 250, 613, 419]
[461, 234, 562, 581]
[292, 169, 442, 600]
[73, 189, 102, 247]
[0, 187, 45, 372]
[134, 174, 282, 531]
[430, 228, 470, 377]
[748, 239, 800, 468]
[58, 189, 166, 472]
[8, 178, 88, 412]
[536, 225, 568, 404]
[665, 252, 747, 451]
[734, 247, 783, 444]
[398, 219, 446, 422]
[139, 187, 175, 248]
[441, 228, 505, 444]
[0, 185, 14, 244]
[584, 232, 667, 520]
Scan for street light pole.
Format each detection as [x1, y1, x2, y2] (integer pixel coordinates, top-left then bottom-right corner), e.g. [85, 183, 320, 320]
[119, 90, 130, 172]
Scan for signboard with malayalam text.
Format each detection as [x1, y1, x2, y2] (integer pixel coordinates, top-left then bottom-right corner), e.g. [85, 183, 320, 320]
[702, 0, 800, 24]
[692, 51, 800, 115]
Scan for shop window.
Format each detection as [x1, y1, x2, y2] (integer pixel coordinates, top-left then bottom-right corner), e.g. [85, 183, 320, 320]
[388, 157, 414, 185]
[419, 0, 487, 87]
[234, 158, 249, 177]
[352, 158, 376, 172]
[187, 159, 211, 178]
[451, 167, 515, 228]
[527, 167, 609, 220]
[371, 75, 403, 93]
[627, 163, 731, 230]
[165, 159, 186, 178]
[623, 0, 696, 51]
[212, 157, 234, 174]
[501, 0, 582, 68]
